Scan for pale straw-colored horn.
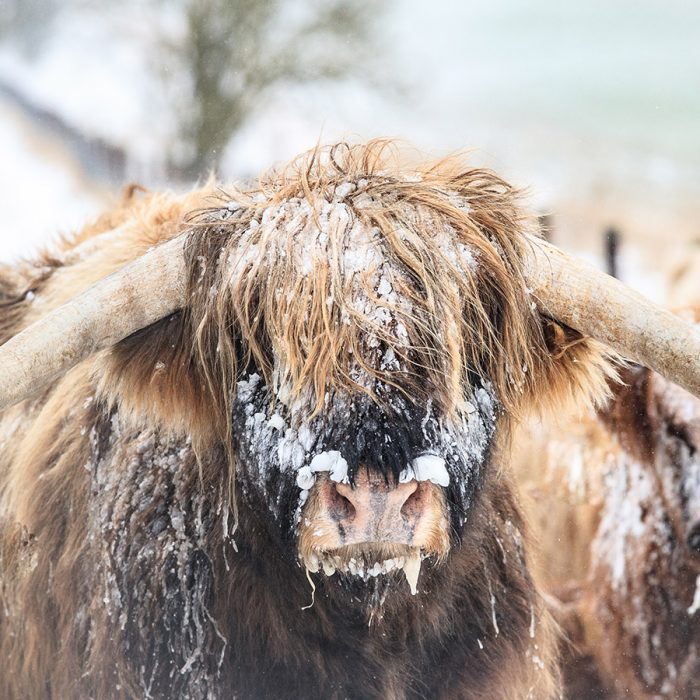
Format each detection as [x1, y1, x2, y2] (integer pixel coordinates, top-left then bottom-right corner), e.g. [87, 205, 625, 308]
[0, 233, 699, 411]
[0, 234, 187, 410]
[523, 236, 700, 398]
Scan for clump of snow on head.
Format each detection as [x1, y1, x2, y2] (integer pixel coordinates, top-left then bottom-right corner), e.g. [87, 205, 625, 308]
[400, 454, 450, 487]
[296, 451, 349, 489]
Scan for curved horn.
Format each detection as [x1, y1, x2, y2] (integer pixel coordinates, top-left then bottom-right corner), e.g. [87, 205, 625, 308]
[523, 236, 700, 398]
[0, 234, 187, 410]
[0, 233, 699, 411]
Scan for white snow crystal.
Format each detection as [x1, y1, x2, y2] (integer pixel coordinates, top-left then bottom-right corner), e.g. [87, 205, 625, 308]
[334, 182, 356, 199]
[296, 467, 315, 490]
[297, 424, 315, 451]
[398, 465, 415, 484]
[411, 454, 450, 487]
[377, 276, 393, 297]
[398, 455, 449, 487]
[236, 373, 261, 402]
[309, 450, 349, 483]
[267, 414, 285, 431]
[688, 575, 700, 616]
[490, 589, 500, 636]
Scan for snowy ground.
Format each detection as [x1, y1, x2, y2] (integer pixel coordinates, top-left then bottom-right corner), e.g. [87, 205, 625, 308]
[0, 96, 105, 263]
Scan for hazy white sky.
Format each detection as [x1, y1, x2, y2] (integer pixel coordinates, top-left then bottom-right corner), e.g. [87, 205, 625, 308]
[227, 0, 700, 201]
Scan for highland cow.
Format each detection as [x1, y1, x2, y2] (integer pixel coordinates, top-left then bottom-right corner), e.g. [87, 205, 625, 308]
[0, 142, 698, 699]
[516, 345, 700, 698]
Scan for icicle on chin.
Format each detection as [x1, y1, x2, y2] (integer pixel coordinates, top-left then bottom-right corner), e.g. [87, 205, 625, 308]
[402, 547, 422, 595]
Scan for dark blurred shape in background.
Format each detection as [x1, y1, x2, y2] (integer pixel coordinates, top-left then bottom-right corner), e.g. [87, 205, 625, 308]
[605, 227, 619, 279]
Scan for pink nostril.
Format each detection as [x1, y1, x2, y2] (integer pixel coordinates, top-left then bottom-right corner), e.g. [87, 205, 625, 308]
[335, 481, 356, 505]
[395, 480, 422, 517]
[335, 478, 420, 516]
[329, 482, 356, 520]
[392, 480, 419, 511]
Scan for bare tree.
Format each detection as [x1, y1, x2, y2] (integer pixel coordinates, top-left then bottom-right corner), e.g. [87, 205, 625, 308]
[158, 0, 381, 178]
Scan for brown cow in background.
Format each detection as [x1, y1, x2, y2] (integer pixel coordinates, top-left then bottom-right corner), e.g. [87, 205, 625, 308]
[516, 326, 700, 698]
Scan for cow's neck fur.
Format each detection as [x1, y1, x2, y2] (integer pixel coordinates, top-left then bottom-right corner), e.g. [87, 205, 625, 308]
[0, 386, 559, 699]
[224, 467, 561, 700]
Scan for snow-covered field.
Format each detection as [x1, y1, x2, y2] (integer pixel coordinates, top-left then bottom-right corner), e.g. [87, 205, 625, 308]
[0, 97, 104, 262]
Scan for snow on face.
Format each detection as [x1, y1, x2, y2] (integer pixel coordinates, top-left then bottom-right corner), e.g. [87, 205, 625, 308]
[231, 369, 498, 537]
[220, 186, 496, 537]
[400, 454, 450, 487]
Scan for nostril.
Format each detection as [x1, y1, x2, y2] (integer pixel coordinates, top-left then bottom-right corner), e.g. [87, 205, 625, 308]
[330, 482, 356, 520]
[398, 481, 422, 517]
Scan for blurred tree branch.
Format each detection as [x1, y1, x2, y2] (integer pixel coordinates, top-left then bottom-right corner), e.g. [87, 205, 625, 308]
[157, 0, 383, 179]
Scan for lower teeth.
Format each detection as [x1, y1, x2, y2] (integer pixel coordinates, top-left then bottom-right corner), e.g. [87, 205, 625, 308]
[303, 551, 424, 593]
[322, 559, 336, 576]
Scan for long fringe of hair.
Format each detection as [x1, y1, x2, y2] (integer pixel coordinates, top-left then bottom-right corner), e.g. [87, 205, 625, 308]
[186, 140, 614, 436]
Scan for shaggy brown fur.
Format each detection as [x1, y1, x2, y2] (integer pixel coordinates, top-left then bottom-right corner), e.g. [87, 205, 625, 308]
[516, 345, 700, 699]
[0, 141, 615, 699]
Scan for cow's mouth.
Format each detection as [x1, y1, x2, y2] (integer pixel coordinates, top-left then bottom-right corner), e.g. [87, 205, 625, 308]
[298, 469, 451, 595]
[301, 543, 438, 594]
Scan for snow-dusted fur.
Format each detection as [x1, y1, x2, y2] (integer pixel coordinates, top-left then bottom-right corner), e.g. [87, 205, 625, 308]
[516, 354, 700, 698]
[0, 142, 614, 699]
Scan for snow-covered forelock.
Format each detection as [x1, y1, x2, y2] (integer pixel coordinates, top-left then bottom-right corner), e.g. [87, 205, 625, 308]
[220, 185, 479, 352]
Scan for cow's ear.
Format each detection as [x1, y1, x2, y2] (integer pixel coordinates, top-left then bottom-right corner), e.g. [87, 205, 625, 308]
[597, 364, 655, 461]
[529, 316, 618, 417]
[541, 319, 587, 360]
[0, 255, 63, 346]
[0, 265, 34, 347]
[96, 311, 218, 438]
